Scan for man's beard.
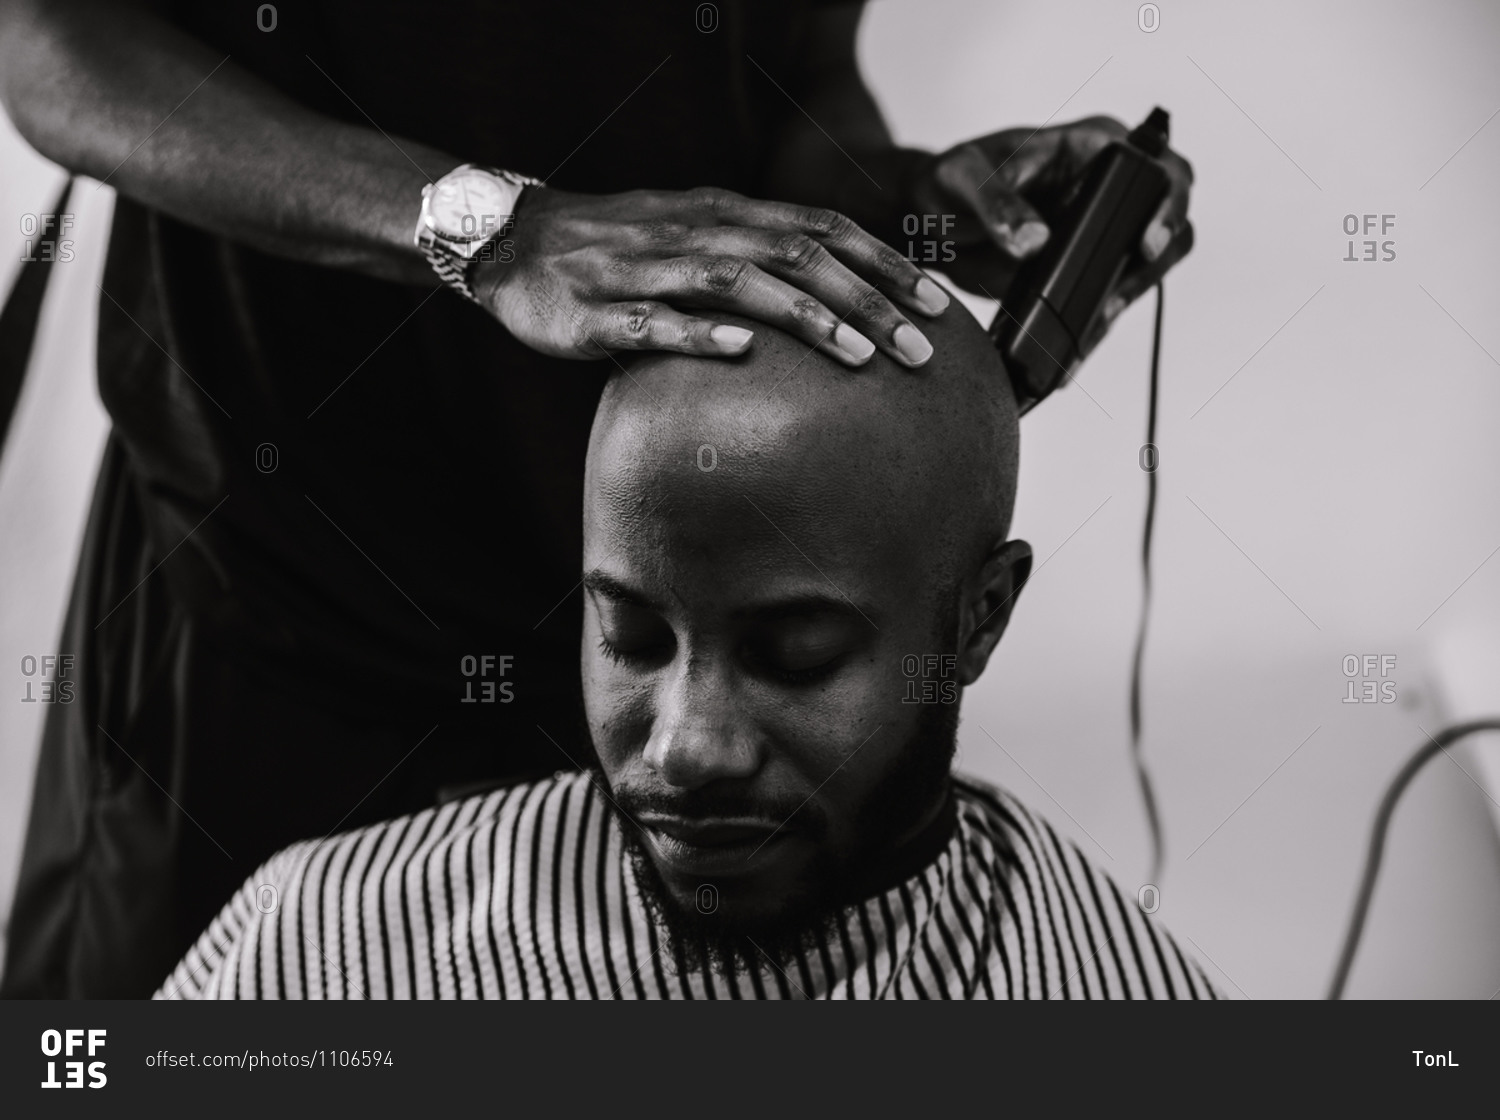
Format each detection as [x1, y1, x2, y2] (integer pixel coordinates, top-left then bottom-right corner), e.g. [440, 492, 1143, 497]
[587, 700, 960, 979]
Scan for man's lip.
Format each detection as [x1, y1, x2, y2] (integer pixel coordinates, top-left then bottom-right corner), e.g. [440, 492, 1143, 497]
[636, 814, 785, 848]
[640, 821, 795, 879]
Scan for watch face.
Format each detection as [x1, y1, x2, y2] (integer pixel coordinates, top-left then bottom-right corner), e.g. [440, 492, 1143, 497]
[428, 169, 512, 242]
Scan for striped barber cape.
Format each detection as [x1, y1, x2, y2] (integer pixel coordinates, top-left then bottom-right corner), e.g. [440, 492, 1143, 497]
[157, 770, 1219, 1000]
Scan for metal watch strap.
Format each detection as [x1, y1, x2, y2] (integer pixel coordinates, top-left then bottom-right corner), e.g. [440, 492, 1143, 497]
[418, 168, 543, 303]
[421, 242, 484, 303]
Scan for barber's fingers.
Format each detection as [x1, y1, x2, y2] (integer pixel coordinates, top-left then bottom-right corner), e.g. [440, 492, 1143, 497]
[1109, 220, 1194, 318]
[581, 301, 755, 357]
[1142, 148, 1195, 262]
[1081, 220, 1195, 357]
[674, 227, 939, 368]
[954, 120, 1127, 256]
[663, 189, 949, 320]
[935, 141, 1052, 259]
[634, 255, 887, 367]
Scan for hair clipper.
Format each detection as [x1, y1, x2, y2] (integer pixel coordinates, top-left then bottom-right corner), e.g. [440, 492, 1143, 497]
[992, 107, 1173, 414]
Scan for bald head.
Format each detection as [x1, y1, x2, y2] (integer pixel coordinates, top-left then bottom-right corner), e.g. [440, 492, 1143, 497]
[587, 299, 1020, 598]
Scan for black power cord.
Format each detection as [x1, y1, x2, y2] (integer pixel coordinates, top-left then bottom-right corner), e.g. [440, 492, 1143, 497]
[1129, 282, 1167, 887]
[1327, 717, 1500, 999]
[1117, 285, 1497, 999]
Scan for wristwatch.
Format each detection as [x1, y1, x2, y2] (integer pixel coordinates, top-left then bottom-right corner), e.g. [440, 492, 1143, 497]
[414, 164, 544, 301]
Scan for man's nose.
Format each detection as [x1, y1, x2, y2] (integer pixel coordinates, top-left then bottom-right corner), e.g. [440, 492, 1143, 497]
[643, 658, 762, 790]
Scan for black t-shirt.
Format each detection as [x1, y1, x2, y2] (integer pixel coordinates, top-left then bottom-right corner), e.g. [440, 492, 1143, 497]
[98, 0, 830, 728]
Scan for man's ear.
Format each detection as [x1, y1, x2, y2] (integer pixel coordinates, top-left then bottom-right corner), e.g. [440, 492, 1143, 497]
[956, 539, 1032, 686]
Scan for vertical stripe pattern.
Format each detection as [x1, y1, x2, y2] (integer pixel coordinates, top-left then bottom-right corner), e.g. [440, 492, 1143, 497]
[158, 773, 1219, 1001]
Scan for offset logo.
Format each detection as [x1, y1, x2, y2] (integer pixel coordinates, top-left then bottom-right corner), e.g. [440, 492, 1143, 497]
[1342, 654, 1397, 704]
[40, 1029, 107, 1089]
[900, 214, 957, 265]
[459, 654, 515, 704]
[1342, 214, 1396, 262]
[901, 654, 959, 705]
[19, 654, 75, 704]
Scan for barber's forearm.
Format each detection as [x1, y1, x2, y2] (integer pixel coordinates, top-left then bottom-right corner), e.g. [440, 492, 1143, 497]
[0, 0, 450, 284]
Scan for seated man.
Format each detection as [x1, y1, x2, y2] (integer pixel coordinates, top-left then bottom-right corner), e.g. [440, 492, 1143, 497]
[159, 298, 1216, 1000]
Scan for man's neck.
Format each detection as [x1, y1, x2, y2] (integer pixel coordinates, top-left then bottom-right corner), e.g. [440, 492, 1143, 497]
[841, 779, 958, 905]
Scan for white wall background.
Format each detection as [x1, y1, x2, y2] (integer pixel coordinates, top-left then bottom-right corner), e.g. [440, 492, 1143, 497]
[861, 0, 1500, 999]
[2, 0, 1498, 997]
[0, 109, 111, 977]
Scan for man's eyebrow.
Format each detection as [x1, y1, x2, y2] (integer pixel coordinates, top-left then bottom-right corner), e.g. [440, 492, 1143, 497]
[581, 575, 877, 626]
[738, 593, 878, 627]
[581, 570, 663, 610]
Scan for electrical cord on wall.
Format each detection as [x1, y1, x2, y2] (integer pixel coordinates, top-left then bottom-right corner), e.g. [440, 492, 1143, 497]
[1326, 717, 1500, 999]
[1124, 286, 1497, 998]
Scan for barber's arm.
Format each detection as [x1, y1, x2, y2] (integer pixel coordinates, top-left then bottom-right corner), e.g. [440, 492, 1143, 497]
[0, 0, 944, 368]
[0, 0, 446, 285]
[769, 2, 1196, 342]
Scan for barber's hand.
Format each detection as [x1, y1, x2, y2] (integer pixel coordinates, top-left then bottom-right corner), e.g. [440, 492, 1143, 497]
[910, 115, 1193, 341]
[474, 186, 951, 367]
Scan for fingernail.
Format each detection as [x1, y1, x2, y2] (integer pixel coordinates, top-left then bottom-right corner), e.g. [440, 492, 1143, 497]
[1103, 296, 1126, 323]
[833, 323, 876, 364]
[893, 323, 933, 366]
[1143, 223, 1171, 262]
[710, 324, 753, 352]
[1007, 220, 1049, 258]
[913, 276, 950, 316]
